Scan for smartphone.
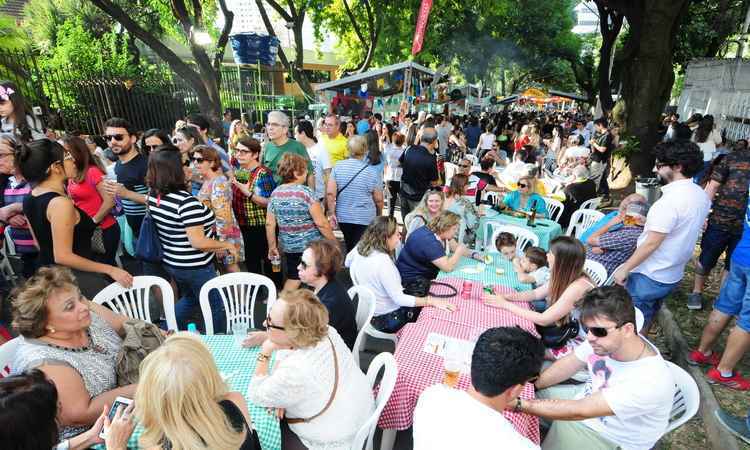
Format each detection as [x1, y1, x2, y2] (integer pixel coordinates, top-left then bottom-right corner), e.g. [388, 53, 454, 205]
[99, 396, 133, 439]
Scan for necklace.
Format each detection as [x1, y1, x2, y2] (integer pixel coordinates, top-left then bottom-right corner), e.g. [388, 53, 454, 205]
[40, 329, 109, 355]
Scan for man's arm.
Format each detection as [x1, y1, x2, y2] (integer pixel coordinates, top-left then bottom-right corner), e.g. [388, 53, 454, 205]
[518, 391, 614, 421]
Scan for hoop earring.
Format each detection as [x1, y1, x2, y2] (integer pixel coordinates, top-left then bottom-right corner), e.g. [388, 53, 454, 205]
[47, 326, 56, 334]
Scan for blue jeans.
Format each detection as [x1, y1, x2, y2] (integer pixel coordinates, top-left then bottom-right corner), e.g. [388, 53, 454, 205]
[625, 272, 678, 325]
[164, 264, 226, 333]
[713, 260, 750, 332]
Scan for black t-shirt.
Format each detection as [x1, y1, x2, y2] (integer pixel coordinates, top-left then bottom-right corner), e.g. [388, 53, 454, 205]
[399, 145, 438, 201]
[316, 280, 358, 350]
[560, 179, 597, 227]
[591, 131, 614, 163]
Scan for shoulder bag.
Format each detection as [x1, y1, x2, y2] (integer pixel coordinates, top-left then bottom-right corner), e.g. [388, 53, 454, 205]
[403, 277, 458, 298]
[336, 162, 369, 196]
[286, 335, 338, 424]
[115, 319, 166, 386]
[134, 192, 164, 263]
[535, 318, 580, 349]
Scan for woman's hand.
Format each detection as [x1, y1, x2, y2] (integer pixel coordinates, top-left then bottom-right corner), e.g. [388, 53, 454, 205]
[104, 402, 136, 450]
[327, 214, 338, 230]
[483, 293, 509, 309]
[108, 266, 133, 288]
[76, 406, 107, 448]
[242, 331, 268, 348]
[260, 338, 287, 356]
[428, 297, 456, 312]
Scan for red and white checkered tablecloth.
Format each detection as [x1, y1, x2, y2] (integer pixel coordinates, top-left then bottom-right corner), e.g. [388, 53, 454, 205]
[377, 276, 541, 445]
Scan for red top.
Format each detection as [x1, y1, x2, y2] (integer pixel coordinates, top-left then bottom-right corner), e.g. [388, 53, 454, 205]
[514, 135, 530, 152]
[67, 166, 116, 229]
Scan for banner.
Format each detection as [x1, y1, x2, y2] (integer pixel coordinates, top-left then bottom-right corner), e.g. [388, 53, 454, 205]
[411, 0, 433, 56]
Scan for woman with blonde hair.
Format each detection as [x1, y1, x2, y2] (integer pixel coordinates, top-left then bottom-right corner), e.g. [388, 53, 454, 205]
[497, 174, 548, 218]
[346, 216, 456, 333]
[397, 210, 478, 285]
[136, 333, 260, 450]
[402, 188, 445, 239]
[249, 289, 373, 450]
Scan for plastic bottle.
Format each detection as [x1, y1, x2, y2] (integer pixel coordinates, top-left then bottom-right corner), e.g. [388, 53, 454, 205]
[187, 323, 199, 334]
[527, 202, 537, 227]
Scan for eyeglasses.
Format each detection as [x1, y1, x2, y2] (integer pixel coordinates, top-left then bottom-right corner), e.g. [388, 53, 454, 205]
[105, 134, 126, 142]
[654, 162, 670, 169]
[191, 157, 205, 163]
[264, 315, 285, 331]
[235, 148, 253, 155]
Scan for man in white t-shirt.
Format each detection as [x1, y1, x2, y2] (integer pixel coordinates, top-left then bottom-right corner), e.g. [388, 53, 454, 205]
[613, 140, 710, 330]
[562, 135, 590, 161]
[520, 286, 675, 450]
[413, 327, 544, 450]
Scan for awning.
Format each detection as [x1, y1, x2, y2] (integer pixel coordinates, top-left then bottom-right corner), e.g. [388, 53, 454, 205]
[314, 61, 438, 97]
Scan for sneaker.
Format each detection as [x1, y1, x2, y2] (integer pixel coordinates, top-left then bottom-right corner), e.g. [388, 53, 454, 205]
[687, 292, 703, 310]
[687, 349, 720, 366]
[706, 368, 750, 390]
[715, 408, 750, 444]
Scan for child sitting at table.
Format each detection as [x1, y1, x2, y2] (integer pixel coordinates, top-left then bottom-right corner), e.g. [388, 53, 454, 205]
[513, 246, 550, 287]
[494, 232, 517, 260]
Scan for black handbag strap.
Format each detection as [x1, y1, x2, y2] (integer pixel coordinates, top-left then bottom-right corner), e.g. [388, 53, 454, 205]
[336, 162, 369, 196]
[428, 280, 459, 298]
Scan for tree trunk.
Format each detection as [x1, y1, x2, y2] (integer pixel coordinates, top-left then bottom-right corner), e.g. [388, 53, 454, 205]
[619, 0, 690, 177]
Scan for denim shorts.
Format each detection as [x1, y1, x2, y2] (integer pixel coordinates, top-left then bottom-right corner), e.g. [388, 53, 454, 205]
[625, 272, 678, 325]
[698, 223, 741, 274]
[714, 260, 750, 332]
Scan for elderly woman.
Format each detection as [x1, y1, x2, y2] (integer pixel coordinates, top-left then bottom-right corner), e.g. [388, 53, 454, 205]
[347, 216, 455, 333]
[135, 333, 260, 450]
[397, 210, 477, 286]
[443, 174, 480, 246]
[268, 153, 336, 291]
[498, 174, 548, 218]
[326, 135, 384, 252]
[194, 145, 244, 273]
[403, 189, 445, 240]
[249, 289, 373, 450]
[10, 266, 136, 440]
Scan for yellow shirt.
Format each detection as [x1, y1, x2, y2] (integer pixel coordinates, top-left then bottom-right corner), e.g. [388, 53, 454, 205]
[321, 134, 348, 166]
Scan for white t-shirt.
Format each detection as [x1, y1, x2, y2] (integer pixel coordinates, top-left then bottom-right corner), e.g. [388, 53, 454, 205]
[692, 129, 722, 162]
[479, 132, 496, 150]
[574, 339, 675, 450]
[530, 266, 550, 286]
[413, 384, 539, 450]
[383, 143, 405, 182]
[632, 179, 710, 284]
[306, 141, 332, 200]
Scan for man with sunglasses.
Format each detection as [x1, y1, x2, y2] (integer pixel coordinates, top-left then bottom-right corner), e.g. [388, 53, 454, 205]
[104, 117, 149, 238]
[413, 327, 544, 450]
[518, 286, 675, 450]
[612, 140, 709, 331]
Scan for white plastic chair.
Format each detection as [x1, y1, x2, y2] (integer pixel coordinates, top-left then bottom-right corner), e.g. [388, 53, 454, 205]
[604, 263, 624, 286]
[663, 361, 700, 434]
[0, 337, 21, 377]
[635, 306, 645, 333]
[566, 209, 605, 240]
[199, 272, 277, 335]
[444, 162, 458, 186]
[348, 285, 377, 369]
[543, 197, 565, 223]
[583, 259, 608, 287]
[579, 197, 601, 211]
[349, 352, 398, 450]
[93, 276, 177, 331]
[349, 271, 399, 348]
[487, 224, 540, 255]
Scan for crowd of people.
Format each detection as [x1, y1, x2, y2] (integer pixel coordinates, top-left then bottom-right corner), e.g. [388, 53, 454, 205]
[1, 74, 750, 449]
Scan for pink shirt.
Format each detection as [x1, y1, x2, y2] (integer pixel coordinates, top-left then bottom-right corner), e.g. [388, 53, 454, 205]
[67, 166, 116, 229]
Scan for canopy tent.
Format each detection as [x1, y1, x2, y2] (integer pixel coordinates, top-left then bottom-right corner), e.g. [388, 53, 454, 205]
[314, 61, 438, 97]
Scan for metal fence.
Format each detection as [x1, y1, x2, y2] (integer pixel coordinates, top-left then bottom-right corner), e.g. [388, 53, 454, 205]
[0, 48, 302, 135]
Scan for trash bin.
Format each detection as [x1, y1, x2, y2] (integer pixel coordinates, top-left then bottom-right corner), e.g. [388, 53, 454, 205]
[635, 177, 662, 205]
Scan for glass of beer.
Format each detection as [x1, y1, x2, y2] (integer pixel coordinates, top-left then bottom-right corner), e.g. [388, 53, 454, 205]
[271, 255, 282, 273]
[443, 341, 462, 388]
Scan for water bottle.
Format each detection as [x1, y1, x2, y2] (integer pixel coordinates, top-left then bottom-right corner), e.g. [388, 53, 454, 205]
[187, 323, 199, 334]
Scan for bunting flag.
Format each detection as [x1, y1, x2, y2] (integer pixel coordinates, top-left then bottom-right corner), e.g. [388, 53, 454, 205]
[411, 0, 433, 56]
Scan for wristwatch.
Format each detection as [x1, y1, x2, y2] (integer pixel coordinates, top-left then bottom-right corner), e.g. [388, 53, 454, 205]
[257, 352, 271, 363]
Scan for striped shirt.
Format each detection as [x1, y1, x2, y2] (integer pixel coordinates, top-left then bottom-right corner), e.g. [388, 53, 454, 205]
[146, 191, 216, 268]
[3, 177, 35, 253]
[331, 158, 382, 225]
[115, 153, 149, 218]
[268, 184, 321, 253]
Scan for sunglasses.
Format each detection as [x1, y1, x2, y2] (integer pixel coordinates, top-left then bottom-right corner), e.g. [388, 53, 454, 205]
[518, 183, 529, 188]
[459, 164, 471, 168]
[191, 157, 205, 163]
[582, 322, 628, 338]
[654, 162, 670, 169]
[105, 134, 126, 142]
[264, 315, 285, 331]
[171, 137, 183, 144]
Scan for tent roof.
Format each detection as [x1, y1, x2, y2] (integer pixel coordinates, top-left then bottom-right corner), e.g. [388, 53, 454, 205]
[314, 61, 437, 96]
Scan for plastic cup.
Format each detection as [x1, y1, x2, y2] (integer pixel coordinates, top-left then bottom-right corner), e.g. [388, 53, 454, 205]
[443, 341, 463, 388]
[271, 256, 281, 273]
[232, 322, 248, 347]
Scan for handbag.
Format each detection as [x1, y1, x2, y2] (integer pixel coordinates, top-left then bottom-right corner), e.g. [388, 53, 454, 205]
[536, 318, 580, 349]
[403, 277, 458, 298]
[115, 319, 166, 386]
[135, 192, 163, 263]
[286, 336, 338, 424]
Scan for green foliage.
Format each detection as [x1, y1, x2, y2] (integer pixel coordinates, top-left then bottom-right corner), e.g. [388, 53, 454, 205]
[0, 0, 29, 50]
